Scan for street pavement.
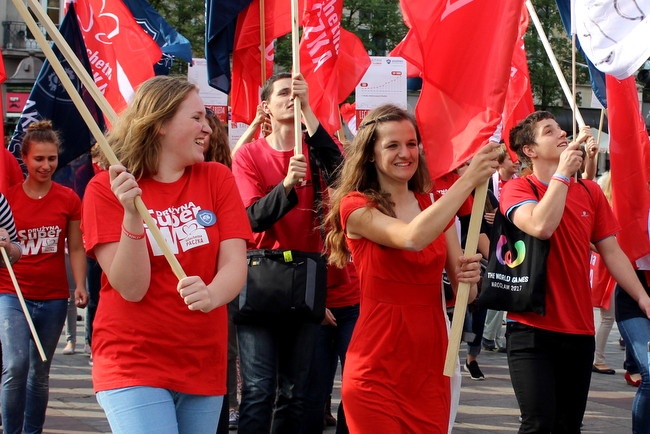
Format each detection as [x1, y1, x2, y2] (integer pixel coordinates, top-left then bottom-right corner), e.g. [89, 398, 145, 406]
[18, 308, 636, 433]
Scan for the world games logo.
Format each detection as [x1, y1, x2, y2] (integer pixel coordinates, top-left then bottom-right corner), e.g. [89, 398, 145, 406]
[495, 235, 526, 268]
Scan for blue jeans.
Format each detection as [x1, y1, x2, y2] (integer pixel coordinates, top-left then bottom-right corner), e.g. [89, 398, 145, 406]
[506, 322, 594, 434]
[302, 304, 359, 434]
[97, 386, 222, 434]
[0, 294, 67, 434]
[617, 316, 650, 434]
[237, 321, 318, 434]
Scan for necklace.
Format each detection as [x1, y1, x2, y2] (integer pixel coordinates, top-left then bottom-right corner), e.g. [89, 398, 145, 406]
[23, 183, 50, 200]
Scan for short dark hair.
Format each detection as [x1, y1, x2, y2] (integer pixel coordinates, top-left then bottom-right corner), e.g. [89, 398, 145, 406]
[509, 111, 555, 167]
[260, 72, 292, 102]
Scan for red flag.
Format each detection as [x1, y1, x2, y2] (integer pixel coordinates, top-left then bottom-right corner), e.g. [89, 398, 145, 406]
[0, 49, 6, 142]
[502, 6, 535, 162]
[299, 0, 369, 134]
[606, 75, 650, 264]
[0, 50, 24, 194]
[398, 0, 523, 179]
[231, 0, 300, 124]
[71, 0, 162, 114]
[390, 34, 422, 79]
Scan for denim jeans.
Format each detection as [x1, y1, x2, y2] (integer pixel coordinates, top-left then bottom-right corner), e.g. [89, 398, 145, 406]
[96, 386, 222, 434]
[506, 322, 594, 434]
[0, 294, 67, 434]
[617, 316, 650, 434]
[237, 321, 318, 434]
[301, 304, 359, 434]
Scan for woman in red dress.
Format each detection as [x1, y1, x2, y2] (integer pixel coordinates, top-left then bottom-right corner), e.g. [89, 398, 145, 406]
[325, 105, 499, 433]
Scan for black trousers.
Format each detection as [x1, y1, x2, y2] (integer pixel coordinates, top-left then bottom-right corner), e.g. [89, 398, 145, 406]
[506, 322, 595, 434]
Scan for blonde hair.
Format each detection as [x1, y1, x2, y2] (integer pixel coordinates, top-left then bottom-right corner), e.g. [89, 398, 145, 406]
[105, 76, 198, 179]
[597, 171, 612, 205]
[324, 104, 431, 267]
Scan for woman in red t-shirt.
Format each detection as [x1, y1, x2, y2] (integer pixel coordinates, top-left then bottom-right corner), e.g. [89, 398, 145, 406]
[324, 104, 499, 433]
[81, 76, 251, 434]
[0, 120, 88, 433]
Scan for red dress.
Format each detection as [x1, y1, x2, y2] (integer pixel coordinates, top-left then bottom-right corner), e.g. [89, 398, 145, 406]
[340, 192, 451, 434]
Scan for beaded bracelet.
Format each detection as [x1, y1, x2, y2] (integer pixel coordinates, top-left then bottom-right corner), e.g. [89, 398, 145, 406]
[121, 225, 145, 240]
[551, 174, 570, 187]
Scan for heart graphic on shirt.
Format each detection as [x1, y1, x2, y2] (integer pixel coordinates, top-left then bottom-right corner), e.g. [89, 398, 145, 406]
[183, 223, 199, 236]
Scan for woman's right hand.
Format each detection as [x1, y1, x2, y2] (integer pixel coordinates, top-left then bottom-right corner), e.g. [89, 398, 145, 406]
[461, 141, 500, 187]
[108, 165, 142, 215]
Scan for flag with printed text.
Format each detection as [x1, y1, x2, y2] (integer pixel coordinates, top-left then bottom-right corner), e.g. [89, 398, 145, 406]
[70, 0, 162, 114]
[299, 0, 369, 134]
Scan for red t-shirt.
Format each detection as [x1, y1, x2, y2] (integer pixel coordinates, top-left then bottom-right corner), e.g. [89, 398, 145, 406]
[0, 182, 80, 300]
[81, 163, 252, 395]
[1, 149, 24, 195]
[232, 137, 321, 253]
[500, 175, 620, 334]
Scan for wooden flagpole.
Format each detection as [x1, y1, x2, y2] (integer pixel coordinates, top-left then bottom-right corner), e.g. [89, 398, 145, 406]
[13, 0, 187, 280]
[291, 0, 302, 155]
[1, 247, 47, 361]
[525, 0, 585, 128]
[443, 180, 489, 377]
[260, 0, 267, 84]
[572, 33, 577, 140]
[596, 108, 606, 147]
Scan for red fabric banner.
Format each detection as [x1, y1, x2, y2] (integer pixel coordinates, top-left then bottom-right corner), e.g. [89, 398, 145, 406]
[231, 0, 301, 124]
[0, 50, 5, 143]
[605, 75, 650, 263]
[299, 0, 369, 134]
[398, 0, 523, 179]
[502, 6, 535, 162]
[72, 0, 161, 114]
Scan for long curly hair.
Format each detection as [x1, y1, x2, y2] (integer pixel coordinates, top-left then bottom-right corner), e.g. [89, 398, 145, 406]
[205, 110, 231, 168]
[103, 76, 198, 179]
[324, 104, 431, 267]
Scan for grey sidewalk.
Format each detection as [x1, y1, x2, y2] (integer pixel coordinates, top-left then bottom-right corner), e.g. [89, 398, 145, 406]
[24, 309, 636, 433]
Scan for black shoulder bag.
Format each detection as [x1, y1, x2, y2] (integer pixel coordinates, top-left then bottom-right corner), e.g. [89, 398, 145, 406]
[478, 179, 550, 315]
[233, 154, 328, 325]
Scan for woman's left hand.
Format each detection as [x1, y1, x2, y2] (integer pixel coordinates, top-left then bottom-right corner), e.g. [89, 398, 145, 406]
[0, 229, 11, 249]
[178, 276, 214, 313]
[456, 253, 483, 284]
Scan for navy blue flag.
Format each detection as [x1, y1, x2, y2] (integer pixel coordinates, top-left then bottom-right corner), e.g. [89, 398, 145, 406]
[7, 4, 105, 196]
[554, 0, 607, 107]
[121, 0, 193, 75]
[205, 0, 253, 93]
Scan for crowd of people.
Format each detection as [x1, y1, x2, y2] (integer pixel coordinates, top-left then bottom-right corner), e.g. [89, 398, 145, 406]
[0, 73, 648, 434]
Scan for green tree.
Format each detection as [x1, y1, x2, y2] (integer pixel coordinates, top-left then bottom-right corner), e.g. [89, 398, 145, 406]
[148, 0, 205, 76]
[525, 0, 589, 110]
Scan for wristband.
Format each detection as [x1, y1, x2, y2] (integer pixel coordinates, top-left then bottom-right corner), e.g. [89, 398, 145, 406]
[122, 225, 145, 240]
[551, 174, 570, 187]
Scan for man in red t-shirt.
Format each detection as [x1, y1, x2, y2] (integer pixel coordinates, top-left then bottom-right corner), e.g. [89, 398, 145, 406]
[502, 111, 650, 433]
[231, 72, 342, 433]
